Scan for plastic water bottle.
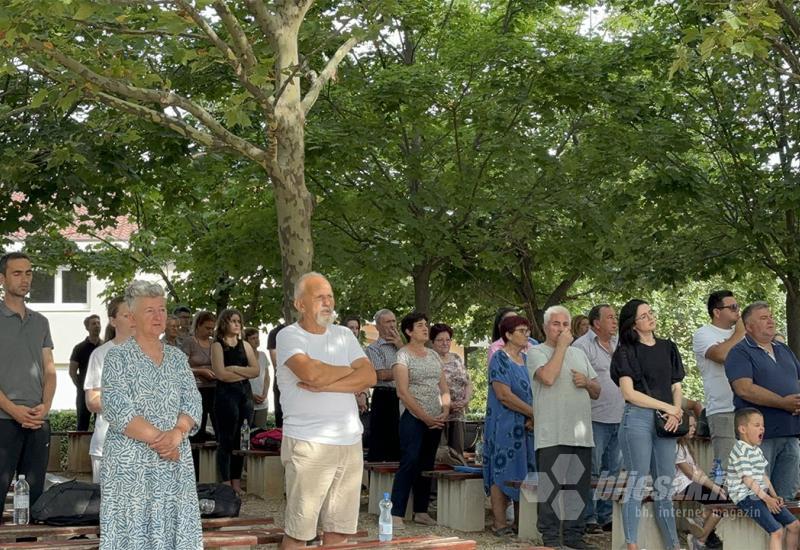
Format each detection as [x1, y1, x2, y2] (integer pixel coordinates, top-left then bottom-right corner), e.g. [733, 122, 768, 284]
[710, 458, 724, 485]
[474, 434, 483, 465]
[378, 492, 393, 542]
[199, 498, 216, 515]
[13, 474, 30, 525]
[240, 419, 250, 451]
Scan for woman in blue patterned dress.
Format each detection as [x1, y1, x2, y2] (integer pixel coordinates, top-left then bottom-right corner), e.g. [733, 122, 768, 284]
[483, 315, 536, 536]
[100, 281, 203, 550]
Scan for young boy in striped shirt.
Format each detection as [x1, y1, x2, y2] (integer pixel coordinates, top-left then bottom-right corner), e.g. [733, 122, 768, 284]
[726, 408, 800, 550]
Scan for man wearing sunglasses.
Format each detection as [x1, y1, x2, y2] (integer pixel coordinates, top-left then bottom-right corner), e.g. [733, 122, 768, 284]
[692, 290, 745, 468]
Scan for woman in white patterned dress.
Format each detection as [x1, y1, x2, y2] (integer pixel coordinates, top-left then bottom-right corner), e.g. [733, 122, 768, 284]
[100, 281, 203, 550]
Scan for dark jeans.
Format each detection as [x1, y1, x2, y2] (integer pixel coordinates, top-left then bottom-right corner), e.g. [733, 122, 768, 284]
[273, 383, 283, 428]
[367, 387, 401, 462]
[214, 381, 253, 481]
[0, 419, 50, 522]
[536, 445, 592, 548]
[74, 374, 93, 431]
[390, 411, 441, 517]
[191, 384, 216, 442]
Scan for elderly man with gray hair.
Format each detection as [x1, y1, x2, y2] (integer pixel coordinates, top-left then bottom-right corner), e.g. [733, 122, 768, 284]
[528, 305, 600, 550]
[365, 308, 404, 461]
[276, 272, 376, 549]
[725, 301, 800, 500]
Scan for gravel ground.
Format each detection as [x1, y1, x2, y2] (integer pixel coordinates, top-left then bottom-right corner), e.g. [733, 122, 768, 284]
[239, 491, 615, 549]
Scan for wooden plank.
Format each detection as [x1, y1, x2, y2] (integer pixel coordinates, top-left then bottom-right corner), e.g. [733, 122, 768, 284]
[317, 536, 476, 549]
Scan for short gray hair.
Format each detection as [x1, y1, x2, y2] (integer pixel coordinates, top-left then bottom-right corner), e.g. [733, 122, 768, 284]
[543, 305, 571, 326]
[124, 280, 165, 309]
[742, 301, 771, 325]
[373, 308, 394, 323]
[293, 271, 327, 300]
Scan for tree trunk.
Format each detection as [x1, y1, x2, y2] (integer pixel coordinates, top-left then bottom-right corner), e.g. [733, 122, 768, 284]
[412, 262, 433, 314]
[786, 274, 800, 356]
[270, 18, 315, 321]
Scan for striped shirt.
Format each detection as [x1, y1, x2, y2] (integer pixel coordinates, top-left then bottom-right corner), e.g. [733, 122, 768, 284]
[725, 440, 769, 504]
[365, 338, 398, 389]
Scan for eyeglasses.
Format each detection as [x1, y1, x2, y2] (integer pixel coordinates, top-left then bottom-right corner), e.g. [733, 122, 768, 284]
[513, 328, 531, 335]
[433, 338, 451, 344]
[717, 304, 740, 312]
[635, 311, 657, 322]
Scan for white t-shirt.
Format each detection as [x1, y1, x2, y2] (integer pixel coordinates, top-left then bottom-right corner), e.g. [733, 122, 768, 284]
[276, 323, 367, 445]
[692, 324, 735, 415]
[249, 351, 269, 411]
[83, 340, 118, 457]
[673, 443, 696, 494]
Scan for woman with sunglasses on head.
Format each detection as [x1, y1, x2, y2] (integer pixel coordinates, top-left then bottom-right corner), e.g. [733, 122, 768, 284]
[611, 300, 686, 550]
[483, 316, 535, 537]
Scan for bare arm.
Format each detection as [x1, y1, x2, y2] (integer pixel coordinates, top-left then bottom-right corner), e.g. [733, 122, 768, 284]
[493, 381, 533, 418]
[68, 360, 80, 386]
[211, 342, 247, 383]
[123, 416, 161, 444]
[586, 377, 601, 400]
[705, 320, 745, 364]
[534, 345, 569, 387]
[300, 357, 376, 393]
[619, 377, 681, 416]
[227, 341, 261, 379]
[438, 371, 451, 418]
[285, 353, 354, 387]
[376, 369, 395, 381]
[86, 388, 102, 413]
[730, 378, 799, 412]
[39, 348, 57, 415]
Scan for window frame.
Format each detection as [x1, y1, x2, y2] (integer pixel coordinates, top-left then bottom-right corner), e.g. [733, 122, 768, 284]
[27, 268, 90, 311]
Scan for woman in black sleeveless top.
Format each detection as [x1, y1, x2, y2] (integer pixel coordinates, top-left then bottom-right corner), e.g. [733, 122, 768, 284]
[211, 308, 260, 495]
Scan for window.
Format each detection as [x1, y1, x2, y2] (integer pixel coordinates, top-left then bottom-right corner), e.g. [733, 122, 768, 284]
[28, 269, 89, 308]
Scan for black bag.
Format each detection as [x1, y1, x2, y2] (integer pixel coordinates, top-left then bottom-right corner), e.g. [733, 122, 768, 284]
[31, 480, 100, 526]
[196, 483, 241, 518]
[624, 346, 690, 438]
[695, 407, 711, 438]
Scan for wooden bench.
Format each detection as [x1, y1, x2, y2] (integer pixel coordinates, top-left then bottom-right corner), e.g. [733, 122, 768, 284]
[47, 432, 66, 472]
[316, 535, 477, 549]
[705, 501, 800, 550]
[364, 462, 411, 520]
[421, 470, 484, 532]
[192, 441, 220, 483]
[232, 449, 284, 499]
[0, 517, 274, 542]
[66, 432, 93, 474]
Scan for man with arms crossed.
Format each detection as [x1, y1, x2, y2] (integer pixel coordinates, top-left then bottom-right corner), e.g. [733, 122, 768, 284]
[277, 272, 376, 549]
[693, 290, 745, 467]
[0, 252, 56, 520]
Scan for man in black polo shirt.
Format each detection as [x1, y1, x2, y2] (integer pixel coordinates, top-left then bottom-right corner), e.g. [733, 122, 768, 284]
[0, 252, 56, 520]
[69, 314, 102, 431]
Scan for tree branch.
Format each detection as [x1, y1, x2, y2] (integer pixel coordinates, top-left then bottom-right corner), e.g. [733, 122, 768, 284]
[24, 38, 269, 164]
[243, 0, 278, 39]
[212, 1, 257, 71]
[302, 35, 360, 115]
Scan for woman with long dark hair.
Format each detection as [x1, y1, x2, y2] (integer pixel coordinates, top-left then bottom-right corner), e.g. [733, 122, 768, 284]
[182, 311, 217, 441]
[211, 308, 260, 495]
[611, 299, 685, 550]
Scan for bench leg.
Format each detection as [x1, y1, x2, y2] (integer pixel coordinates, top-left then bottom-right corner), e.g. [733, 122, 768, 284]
[199, 448, 219, 483]
[716, 511, 770, 550]
[263, 456, 285, 499]
[67, 433, 92, 473]
[436, 478, 485, 532]
[368, 472, 412, 520]
[518, 484, 541, 543]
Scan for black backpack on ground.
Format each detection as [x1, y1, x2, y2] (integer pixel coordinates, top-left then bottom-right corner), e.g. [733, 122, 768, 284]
[196, 483, 241, 518]
[31, 480, 101, 526]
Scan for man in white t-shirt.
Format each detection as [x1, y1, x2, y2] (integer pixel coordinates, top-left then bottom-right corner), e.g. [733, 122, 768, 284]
[692, 290, 745, 467]
[276, 272, 376, 549]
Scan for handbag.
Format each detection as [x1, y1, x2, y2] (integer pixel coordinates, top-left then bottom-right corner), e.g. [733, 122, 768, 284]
[625, 345, 689, 438]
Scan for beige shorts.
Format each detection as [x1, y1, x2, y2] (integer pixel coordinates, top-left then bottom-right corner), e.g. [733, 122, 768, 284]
[281, 436, 363, 541]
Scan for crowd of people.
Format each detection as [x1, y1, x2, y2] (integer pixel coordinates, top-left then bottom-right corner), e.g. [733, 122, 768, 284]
[2, 251, 800, 550]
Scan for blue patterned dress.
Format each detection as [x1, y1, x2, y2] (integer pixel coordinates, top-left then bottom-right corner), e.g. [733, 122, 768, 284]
[100, 338, 203, 550]
[483, 350, 536, 501]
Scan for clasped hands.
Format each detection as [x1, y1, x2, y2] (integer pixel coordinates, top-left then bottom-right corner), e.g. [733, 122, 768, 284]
[13, 403, 48, 430]
[661, 405, 684, 432]
[149, 428, 183, 461]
